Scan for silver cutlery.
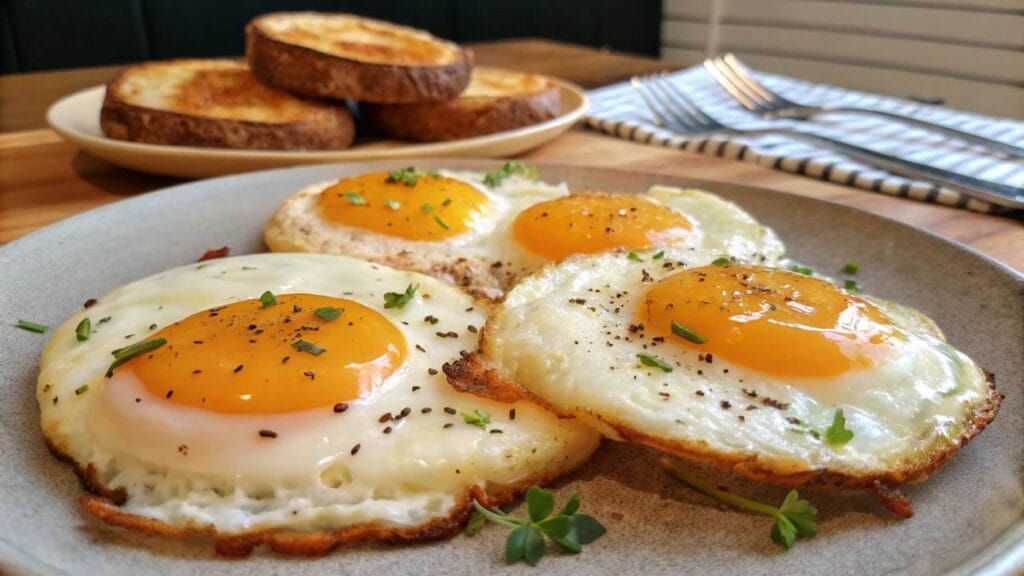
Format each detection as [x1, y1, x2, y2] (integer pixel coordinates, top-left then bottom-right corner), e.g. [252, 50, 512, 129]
[704, 53, 1024, 160]
[631, 74, 1024, 210]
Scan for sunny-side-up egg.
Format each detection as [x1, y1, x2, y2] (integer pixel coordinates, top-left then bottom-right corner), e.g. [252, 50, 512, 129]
[449, 248, 1000, 491]
[37, 253, 600, 556]
[264, 166, 785, 298]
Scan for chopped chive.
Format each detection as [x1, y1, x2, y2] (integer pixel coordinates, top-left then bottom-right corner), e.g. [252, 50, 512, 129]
[843, 280, 860, 293]
[97, 316, 111, 324]
[843, 260, 859, 274]
[315, 306, 343, 321]
[638, 352, 673, 373]
[652, 250, 665, 260]
[292, 339, 327, 356]
[670, 320, 706, 344]
[75, 318, 91, 342]
[420, 203, 434, 214]
[16, 319, 48, 333]
[442, 198, 452, 207]
[384, 284, 418, 309]
[106, 337, 167, 378]
[789, 265, 813, 276]
[384, 198, 401, 210]
[386, 167, 423, 186]
[74, 384, 89, 396]
[260, 290, 278, 307]
[711, 257, 732, 267]
[627, 252, 643, 262]
[345, 191, 367, 206]
[433, 214, 451, 230]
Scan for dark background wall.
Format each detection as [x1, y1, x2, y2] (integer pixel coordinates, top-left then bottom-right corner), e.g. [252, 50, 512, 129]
[0, 0, 661, 74]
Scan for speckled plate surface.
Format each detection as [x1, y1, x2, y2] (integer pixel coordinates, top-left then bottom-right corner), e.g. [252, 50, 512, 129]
[1, 160, 1021, 576]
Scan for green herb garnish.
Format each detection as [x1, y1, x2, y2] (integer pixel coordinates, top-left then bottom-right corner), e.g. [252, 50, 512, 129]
[420, 203, 434, 214]
[75, 318, 91, 342]
[843, 260, 859, 274]
[627, 252, 643, 262]
[789, 265, 813, 276]
[15, 319, 48, 333]
[637, 352, 673, 372]
[659, 457, 817, 549]
[466, 485, 605, 566]
[843, 280, 860, 293]
[483, 161, 538, 187]
[315, 306, 343, 321]
[461, 409, 492, 429]
[670, 320, 706, 344]
[386, 166, 428, 186]
[97, 316, 111, 324]
[823, 409, 854, 448]
[345, 191, 367, 206]
[384, 198, 401, 210]
[260, 290, 278, 307]
[433, 214, 451, 230]
[442, 198, 452, 207]
[711, 256, 732, 267]
[383, 284, 418, 309]
[106, 337, 167, 378]
[292, 339, 327, 356]
[74, 384, 89, 396]
[652, 250, 665, 260]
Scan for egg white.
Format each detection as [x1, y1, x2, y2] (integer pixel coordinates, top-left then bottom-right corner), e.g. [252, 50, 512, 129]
[477, 248, 994, 483]
[265, 170, 785, 298]
[38, 253, 600, 534]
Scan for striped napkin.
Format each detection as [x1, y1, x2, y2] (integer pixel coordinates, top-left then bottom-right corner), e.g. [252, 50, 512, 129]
[585, 66, 1024, 214]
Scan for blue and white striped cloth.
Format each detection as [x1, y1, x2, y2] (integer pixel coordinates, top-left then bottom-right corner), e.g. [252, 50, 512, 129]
[585, 66, 1024, 214]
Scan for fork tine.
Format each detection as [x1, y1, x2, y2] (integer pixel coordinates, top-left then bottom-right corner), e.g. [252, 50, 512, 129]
[703, 57, 763, 113]
[721, 53, 797, 108]
[636, 75, 702, 132]
[652, 77, 722, 131]
[630, 76, 672, 128]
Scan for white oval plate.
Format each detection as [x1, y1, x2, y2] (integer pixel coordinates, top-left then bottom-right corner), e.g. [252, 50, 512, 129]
[46, 81, 588, 178]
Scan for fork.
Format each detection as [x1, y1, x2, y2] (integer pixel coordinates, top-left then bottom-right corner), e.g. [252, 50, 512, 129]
[631, 74, 1024, 210]
[705, 54, 1024, 160]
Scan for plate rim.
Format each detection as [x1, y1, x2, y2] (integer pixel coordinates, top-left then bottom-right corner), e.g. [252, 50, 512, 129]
[2, 159, 1021, 576]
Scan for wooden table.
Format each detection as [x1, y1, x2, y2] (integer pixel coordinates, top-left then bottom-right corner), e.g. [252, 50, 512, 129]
[1, 39, 1021, 272]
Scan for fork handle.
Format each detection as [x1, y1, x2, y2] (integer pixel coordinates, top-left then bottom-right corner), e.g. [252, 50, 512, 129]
[745, 129, 1024, 209]
[775, 106, 1024, 159]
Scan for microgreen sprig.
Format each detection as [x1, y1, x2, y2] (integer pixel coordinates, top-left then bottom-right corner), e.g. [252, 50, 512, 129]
[658, 457, 817, 550]
[466, 486, 606, 566]
[823, 408, 854, 448]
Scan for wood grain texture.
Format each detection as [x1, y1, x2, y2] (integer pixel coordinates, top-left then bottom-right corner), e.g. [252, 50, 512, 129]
[0, 39, 1020, 273]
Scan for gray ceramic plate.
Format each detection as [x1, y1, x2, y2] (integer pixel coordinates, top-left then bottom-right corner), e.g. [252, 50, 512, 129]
[1, 160, 1021, 576]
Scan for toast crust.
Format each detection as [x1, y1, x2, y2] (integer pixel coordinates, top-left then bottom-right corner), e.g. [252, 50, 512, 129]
[246, 13, 473, 104]
[100, 59, 354, 150]
[363, 67, 561, 141]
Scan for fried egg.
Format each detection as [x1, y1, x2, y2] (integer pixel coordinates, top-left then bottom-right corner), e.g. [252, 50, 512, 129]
[38, 253, 600, 555]
[264, 168, 784, 298]
[450, 249, 1000, 490]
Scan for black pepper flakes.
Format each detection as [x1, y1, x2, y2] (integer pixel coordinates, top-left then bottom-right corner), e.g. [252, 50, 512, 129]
[443, 407, 456, 415]
[379, 413, 392, 423]
[333, 403, 349, 413]
[259, 429, 278, 438]
[383, 426, 393, 434]
[421, 407, 432, 414]
[509, 408, 516, 420]
[233, 364, 244, 373]
[443, 423, 454, 429]
[720, 400, 732, 410]
[427, 368, 438, 375]
[165, 390, 174, 399]
[351, 443, 361, 455]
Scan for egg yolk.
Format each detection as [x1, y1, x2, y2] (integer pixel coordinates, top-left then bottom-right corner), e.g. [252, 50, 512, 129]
[640, 265, 898, 378]
[124, 294, 406, 414]
[317, 172, 488, 241]
[512, 194, 693, 262]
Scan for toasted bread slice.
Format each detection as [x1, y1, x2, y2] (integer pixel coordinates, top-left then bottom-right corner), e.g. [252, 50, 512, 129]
[362, 67, 561, 141]
[246, 12, 473, 104]
[100, 59, 355, 150]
